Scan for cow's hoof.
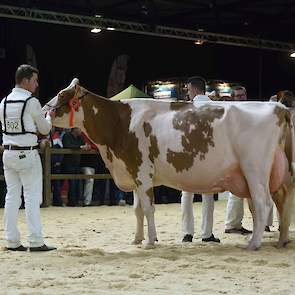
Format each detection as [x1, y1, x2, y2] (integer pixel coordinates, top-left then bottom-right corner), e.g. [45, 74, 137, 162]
[246, 243, 260, 251]
[131, 239, 143, 245]
[276, 240, 290, 248]
[143, 243, 156, 250]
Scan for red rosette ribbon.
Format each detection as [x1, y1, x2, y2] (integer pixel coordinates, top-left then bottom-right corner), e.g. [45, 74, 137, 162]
[68, 97, 81, 127]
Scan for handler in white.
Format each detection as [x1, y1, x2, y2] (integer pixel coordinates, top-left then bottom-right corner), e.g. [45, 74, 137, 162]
[224, 86, 252, 235]
[0, 64, 56, 251]
[181, 76, 220, 243]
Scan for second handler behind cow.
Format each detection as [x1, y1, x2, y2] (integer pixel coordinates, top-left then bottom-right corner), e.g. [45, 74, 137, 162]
[181, 76, 220, 243]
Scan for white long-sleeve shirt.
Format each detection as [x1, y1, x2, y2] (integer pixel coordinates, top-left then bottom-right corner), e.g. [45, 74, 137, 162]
[0, 87, 52, 146]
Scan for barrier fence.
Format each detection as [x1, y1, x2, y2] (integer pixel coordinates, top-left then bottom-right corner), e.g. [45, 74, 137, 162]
[0, 141, 112, 207]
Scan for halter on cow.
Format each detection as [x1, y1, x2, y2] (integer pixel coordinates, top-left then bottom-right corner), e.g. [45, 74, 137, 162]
[43, 78, 295, 250]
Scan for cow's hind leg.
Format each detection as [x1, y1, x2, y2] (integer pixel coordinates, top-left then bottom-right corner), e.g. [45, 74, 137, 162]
[132, 191, 145, 244]
[244, 174, 271, 250]
[272, 181, 295, 248]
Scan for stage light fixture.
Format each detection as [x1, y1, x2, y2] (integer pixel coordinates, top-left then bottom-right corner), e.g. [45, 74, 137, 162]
[194, 39, 204, 45]
[91, 28, 102, 33]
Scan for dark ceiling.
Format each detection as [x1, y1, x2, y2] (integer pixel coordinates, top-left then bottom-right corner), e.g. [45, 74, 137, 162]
[1, 0, 295, 42]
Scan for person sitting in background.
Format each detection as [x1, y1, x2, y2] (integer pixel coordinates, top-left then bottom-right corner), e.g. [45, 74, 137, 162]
[62, 128, 90, 206]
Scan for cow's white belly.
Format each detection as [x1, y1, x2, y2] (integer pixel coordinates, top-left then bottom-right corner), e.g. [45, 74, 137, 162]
[154, 161, 250, 196]
[154, 148, 289, 198]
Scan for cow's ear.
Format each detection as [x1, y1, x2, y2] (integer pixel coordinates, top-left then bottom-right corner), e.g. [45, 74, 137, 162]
[70, 78, 79, 87]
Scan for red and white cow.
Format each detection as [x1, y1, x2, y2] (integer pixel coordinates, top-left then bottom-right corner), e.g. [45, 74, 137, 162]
[44, 79, 295, 250]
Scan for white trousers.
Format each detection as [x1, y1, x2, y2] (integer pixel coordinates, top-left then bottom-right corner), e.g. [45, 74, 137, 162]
[225, 193, 274, 230]
[225, 193, 244, 230]
[3, 149, 44, 248]
[181, 192, 214, 239]
[81, 167, 95, 205]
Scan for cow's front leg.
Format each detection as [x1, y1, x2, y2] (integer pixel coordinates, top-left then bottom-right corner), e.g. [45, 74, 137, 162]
[135, 185, 158, 248]
[132, 191, 145, 244]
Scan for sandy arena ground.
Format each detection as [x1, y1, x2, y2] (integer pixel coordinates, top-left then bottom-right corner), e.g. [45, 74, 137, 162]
[0, 199, 295, 295]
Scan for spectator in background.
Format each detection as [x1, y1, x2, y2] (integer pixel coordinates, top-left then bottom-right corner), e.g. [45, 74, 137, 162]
[92, 152, 108, 205]
[62, 128, 90, 206]
[80, 132, 100, 206]
[50, 127, 64, 206]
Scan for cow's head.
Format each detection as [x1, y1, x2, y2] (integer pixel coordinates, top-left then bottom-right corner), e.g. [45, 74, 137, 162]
[277, 90, 295, 108]
[43, 78, 86, 128]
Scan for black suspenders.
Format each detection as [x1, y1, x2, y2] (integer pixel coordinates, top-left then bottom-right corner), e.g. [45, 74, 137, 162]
[3, 95, 37, 136]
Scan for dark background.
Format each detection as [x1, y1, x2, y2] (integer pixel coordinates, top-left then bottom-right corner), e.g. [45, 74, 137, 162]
[1, 0, 295, 104]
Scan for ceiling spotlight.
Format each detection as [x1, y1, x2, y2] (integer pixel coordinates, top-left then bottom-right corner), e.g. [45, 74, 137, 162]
[106, 27, 115, 31]
[290, 52, 295, 58]
[91, 27, 102, 33]
[194, 39, 204, 45]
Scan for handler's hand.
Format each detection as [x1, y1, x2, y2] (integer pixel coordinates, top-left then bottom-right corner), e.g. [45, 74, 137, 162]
[81, 143, 91, 151]
[46, 110, 56, 119]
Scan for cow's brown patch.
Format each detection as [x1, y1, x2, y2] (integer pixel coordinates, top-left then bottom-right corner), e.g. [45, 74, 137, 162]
[81, 94, 143, 183]
[149, 135, 160, 163]
[146, 187, 155, 205]
[143, 122, 160, 163]
[166, 151, 194, 172]
[143, 122, 152, 137]
[167, 105, 224, 172]
[274, 105, 290, 127]
[136, 180, 143, 186]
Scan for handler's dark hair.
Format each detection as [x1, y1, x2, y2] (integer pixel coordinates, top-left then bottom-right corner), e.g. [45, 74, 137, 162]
[15, 64, 39, 85]
[186, 76, 206, 94]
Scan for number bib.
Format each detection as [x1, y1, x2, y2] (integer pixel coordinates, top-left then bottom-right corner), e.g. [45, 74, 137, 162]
[6, 118, 22, 133]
